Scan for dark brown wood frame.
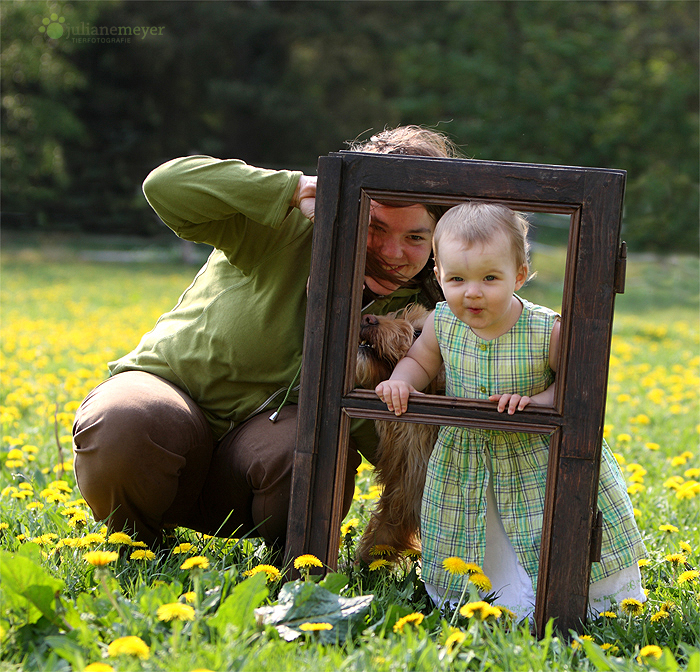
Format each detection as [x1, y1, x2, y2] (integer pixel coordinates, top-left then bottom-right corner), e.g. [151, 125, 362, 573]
[286, 151, 627, 636]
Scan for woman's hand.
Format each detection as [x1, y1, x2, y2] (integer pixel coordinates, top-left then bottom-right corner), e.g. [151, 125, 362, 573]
[293, 175, 317, 222]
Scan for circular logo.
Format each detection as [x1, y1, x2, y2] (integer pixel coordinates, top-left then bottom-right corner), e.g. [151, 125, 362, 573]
[39, 14, 66, 39]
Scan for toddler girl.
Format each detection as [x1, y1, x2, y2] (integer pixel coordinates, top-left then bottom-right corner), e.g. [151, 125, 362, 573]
[375, 202, 646, 620]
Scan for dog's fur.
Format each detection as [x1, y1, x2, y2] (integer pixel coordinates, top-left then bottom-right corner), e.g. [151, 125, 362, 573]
[355, 303, 443, 563]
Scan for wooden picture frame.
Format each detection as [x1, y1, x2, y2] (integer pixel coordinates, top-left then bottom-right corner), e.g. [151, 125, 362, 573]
[286, 151, 627, 635]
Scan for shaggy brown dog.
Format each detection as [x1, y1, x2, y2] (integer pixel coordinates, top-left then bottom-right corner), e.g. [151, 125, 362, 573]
[355, 304, 443, 563]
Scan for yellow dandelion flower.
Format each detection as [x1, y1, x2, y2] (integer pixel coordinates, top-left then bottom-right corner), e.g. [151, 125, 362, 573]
[172, 543, 194, 554]
[677, 570, 699, 585]
[638, 559, 650, 568]
[107, 532, 133, 545]
[244, 564, 281, 582]
[620, 598, 644, 615]
[627, 483, 645, 495]
[571, 635, 595, 650]
[299, 622, 333, 632]
[369, 559, 390, 571]
[679, 541, 692, 554]
[599, 611, 617, 619]
[671, 455, 688, 467]
[630, 414, 651, 425]
[83, 550, 119, 567]
[131, 540, 148, 548]
[393, 612, 424, 633]
[645, 442, 660, 451]
[25, 502, 44, 511]
[180, 555, 210, 570]
[663, 476, 684, 490]
[78, 533, 106, 547]
[601, 643, 619, 654]
[459, 601, 501, 620]
[49, 480, 72, 493]
[0, 522, 8, 530]
[651, 610, 670, 623]
[664, 553, 687, 565]
[469, 573, 492, 592]
[616, 434, 632, 443]
[676, 481, 700, 499]
[659, 524, 679, 533]
[84, 663, 115, 672]
[156, 602, 196, 622]
[130, 549, 156, 561]
[402, 549, 422, 560]
[369, 544, 396, 557]
[638, 645, 662, 661]
[340, 518, 359, 535]
[182, 591, 196, 603]
[444, 629, 467, 652]
[107, 635, 150, 660]
[684, 468, 700, 479]
[294, 554, 323, 569]
[68, 511, 88, 527]
[442, 556, 472, 575]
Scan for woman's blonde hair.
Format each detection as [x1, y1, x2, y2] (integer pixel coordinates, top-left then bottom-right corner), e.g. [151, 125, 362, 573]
[433, 202, 532, 275]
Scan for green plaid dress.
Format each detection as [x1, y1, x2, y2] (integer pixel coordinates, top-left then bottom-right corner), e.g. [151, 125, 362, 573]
[421, 298, 646, 596]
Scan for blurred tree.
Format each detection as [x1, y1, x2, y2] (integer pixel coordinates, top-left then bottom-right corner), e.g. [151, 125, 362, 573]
[1, 1, 101, 228]
[1, 0, 697, 252]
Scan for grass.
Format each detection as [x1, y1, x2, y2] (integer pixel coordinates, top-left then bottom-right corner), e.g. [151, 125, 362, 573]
[0, 244, 698, 671]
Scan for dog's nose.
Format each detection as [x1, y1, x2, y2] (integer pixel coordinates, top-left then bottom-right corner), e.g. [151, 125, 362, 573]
[362, 314, 379, 326]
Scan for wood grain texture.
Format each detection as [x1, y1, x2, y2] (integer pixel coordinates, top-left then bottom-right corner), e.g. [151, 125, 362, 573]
[286, 152, 625, 634]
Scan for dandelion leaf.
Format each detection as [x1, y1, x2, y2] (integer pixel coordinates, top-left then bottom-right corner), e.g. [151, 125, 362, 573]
[0, 549, 64, 626]
[318, 572, 348, 595]
[255, 579, 373, 643]
[580, 639, 619, 671]
[209, 571, 268, 634]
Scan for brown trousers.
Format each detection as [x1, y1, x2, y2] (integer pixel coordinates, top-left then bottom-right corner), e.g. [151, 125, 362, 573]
[72, 371, 361, 548]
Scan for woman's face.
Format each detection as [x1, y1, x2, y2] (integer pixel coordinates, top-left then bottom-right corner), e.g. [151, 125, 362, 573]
[365, 201, 436, 295]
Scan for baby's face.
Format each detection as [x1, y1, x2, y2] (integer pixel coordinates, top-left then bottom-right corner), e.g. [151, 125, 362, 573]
[435, 231, 527, 340]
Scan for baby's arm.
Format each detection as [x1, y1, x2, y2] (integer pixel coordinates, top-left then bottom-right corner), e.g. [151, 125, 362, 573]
[490, 319, 561, 414]
[375, 311, 443, 416]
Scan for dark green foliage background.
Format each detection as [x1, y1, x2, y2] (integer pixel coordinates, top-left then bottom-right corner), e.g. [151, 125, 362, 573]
[2, 0, 698, 252]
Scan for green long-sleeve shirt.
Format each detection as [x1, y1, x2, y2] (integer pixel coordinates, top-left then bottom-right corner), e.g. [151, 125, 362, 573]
[110, 156, 429, 455]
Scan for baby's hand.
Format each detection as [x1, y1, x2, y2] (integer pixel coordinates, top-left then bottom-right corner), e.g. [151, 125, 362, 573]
[375, 380, 415, 416]
[489, 393, 532, 415]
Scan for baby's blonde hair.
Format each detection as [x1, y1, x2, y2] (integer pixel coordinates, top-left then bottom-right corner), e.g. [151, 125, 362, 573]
[433, 202, 532, 275]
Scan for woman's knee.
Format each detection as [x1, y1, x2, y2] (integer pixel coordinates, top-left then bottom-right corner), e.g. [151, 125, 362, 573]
[72, 372, 214, 522]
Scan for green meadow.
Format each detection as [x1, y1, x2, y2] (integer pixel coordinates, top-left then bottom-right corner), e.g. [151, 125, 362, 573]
[1, 245, 698, 671]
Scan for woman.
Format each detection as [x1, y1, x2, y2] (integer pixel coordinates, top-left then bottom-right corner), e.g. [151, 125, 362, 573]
[72, 126, 458, 550]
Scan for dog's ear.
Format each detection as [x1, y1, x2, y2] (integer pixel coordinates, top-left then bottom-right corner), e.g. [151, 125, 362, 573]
[399, 303, 430, 331]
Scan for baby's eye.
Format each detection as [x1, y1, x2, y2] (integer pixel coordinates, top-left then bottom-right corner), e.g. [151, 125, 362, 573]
[449, 276, 464, 282]
[484, 275, 496, 281]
